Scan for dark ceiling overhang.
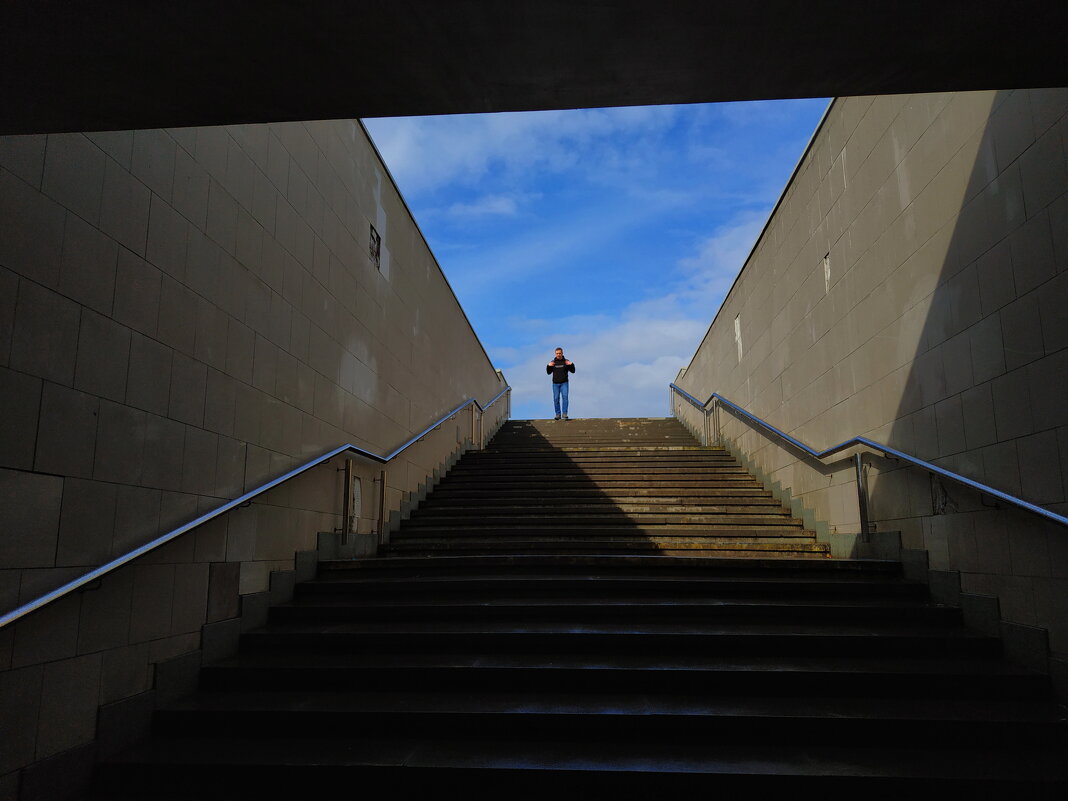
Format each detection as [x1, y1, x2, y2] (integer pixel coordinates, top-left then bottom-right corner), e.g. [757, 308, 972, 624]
[2, 0, 1066, 135]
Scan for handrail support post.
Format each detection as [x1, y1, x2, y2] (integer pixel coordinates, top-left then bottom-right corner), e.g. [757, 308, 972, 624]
[855, 452, 871, 535]
[376, 468, 388, 545]
[340, 458, 354, 544]
[712, 398, 721, 446]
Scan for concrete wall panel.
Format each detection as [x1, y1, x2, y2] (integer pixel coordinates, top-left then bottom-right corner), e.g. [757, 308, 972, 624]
[0, 118, 505, 785]
[678, 89, 1068, 664]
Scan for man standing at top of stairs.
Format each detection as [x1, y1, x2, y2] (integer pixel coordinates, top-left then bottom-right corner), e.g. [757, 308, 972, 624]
[546, 347, 576, 420]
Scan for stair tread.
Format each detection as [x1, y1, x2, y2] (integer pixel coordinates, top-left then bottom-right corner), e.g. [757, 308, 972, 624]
[246, 620, 985, 637]
[206, 649, 1032, 674]
[319, 554, 899, 569]
[103, 737, 1068, 780]
[309, 574, 912, 586]
[160, 690, 1066, 723]
[279, 598, 946, 610]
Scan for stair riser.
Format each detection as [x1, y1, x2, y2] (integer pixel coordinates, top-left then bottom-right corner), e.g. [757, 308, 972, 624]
[91, 763, 1068, 801]
[267, 605, 962, 625]
[317, 558, 898, 578]
[419, 506, 785, 515]
[418, 499, 785, 509]
[199, 665, 1032, 699]
[382, 548, 831, 558]
[437, 476, 764, 482]
[301, 581, 926, 601]
[407, 511, 795, 522]
[91, 764, 1068, 801]
[438, 485, 765, 493]
[459, 460, 739, 468]
[445, 468, 754, 477]
[150, 710, 1065, 748]
[391, 528, 812, 538]
[236, 632, 1000, 658]
[432, 487, 768, 496]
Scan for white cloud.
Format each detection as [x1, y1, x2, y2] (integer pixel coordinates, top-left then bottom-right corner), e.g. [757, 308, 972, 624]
[364, 106, 681, 196]
[443, 191, 543, 219]
[501, 212, 767, 419]
[447, 194, 519, 218]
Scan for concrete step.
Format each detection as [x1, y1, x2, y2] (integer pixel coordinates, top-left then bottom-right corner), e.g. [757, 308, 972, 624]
[94, 739, 1068, 799]
[228, 622, 1003, 660]
[303, 574, 927, 600]
[392, 524, 811, 537]
[445, 466, 755, 476]
[267, 598, 963, 627]
[317, 553, 890, 574]
[149, 691, 1067, 747]
[408, 507, 795, 520]
[414, 502, 789, 514]
[436, 477, 766, 488]
[426, 488, 775, 499]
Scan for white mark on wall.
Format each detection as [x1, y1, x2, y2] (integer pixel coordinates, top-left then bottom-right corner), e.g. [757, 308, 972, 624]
[823, 254, 831, 294]
[895, 163, 912, 210]
[734, 314, 743, 363]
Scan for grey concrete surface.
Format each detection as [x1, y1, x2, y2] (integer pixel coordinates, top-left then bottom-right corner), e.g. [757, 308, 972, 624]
[677, 88, 1068, 670]
[0, 117, 507, 791]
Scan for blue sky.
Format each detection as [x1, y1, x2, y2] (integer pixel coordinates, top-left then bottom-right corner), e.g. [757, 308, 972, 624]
[364, 99, 829, 420]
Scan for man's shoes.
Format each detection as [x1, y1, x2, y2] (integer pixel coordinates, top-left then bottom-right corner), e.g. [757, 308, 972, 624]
[562, 415, 569, 420]
[554, 415, 560, 420]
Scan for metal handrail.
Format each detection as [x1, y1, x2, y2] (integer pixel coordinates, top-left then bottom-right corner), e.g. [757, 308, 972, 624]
[669, 383, 1068, 530]
[0, 385, 512, 629]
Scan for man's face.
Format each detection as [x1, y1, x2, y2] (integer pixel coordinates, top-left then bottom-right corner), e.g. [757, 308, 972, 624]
[555, 350, 563, 359]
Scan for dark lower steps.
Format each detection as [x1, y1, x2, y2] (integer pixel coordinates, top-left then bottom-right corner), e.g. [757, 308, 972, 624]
[268, 598, 962, 626]
[301, 574, 929, 601]
[390, 526, 811, 537]
[381, 541, 830, 558]
[317, 554, 886, 575]
[91, 417, 1068, 797]
[93, 741, 1068, 801]
[148, 692, 1066, 747]
[234, 623, 1000, 659]
[198, 652, 1044, 699]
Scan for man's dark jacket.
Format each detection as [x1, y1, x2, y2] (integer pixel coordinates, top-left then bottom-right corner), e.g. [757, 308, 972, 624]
[547, 358, 576, 384]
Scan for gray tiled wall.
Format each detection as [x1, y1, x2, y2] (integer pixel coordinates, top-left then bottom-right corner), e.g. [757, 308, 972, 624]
[0, 119, 506, 789]
[677, 89, 1068, 661]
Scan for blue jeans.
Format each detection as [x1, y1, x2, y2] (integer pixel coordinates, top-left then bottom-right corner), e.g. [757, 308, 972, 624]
[552, 381, 569, 416]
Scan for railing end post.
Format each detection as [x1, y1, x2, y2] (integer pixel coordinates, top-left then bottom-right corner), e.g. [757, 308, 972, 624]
[855, 452, 871, 536]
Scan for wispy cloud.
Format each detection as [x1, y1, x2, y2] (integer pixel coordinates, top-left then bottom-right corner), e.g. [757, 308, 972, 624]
[365, 105, 682, 196]
[501, 212, 767, 419]
[444, 191, 543, 219]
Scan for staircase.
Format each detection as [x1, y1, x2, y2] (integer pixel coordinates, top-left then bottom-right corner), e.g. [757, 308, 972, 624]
[94, 418, 1068, 797]
[386, 418, 828, 558]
